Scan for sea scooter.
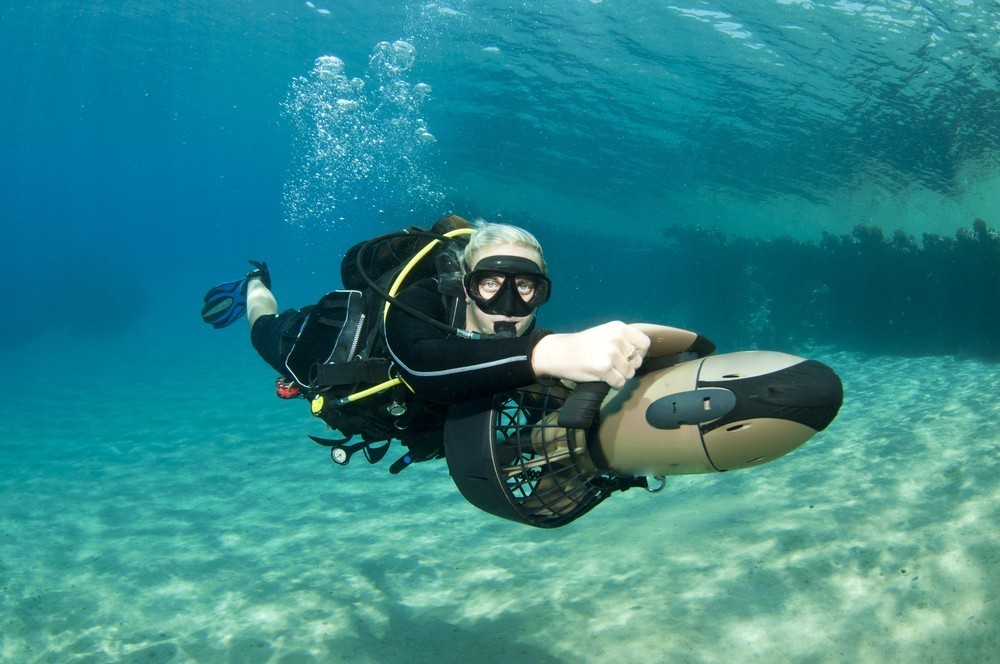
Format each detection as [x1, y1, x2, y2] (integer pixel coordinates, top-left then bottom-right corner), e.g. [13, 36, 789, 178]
[444, 324, 843, 528]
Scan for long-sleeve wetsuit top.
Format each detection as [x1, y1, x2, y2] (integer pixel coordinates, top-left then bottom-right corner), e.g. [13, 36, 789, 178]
[384, 277, 545, 405]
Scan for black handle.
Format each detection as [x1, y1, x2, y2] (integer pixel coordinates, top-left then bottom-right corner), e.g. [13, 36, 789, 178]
[557, 381, 611, 429]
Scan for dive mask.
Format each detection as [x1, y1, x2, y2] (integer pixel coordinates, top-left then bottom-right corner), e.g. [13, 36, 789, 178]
[464, 255, 551, 317]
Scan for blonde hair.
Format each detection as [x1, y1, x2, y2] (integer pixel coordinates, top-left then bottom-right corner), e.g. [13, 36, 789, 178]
[460, 220, 547, 275]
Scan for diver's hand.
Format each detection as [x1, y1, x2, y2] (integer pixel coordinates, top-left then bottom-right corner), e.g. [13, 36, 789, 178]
[531, 321, 651, 389]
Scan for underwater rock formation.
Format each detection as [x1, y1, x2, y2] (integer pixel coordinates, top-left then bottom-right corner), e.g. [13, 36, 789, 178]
[653, 219, 999, 359]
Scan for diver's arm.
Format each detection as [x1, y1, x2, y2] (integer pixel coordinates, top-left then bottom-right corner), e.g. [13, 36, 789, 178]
[530, 321, 651, 390]
[530, 322, 714, 389]
[387, 282, 712, 399]
[628, 323, 715, 358]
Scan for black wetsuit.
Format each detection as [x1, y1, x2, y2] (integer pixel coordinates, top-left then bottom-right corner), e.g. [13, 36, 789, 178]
[251, 307, 311, 377]
[385, 277, 549, 405]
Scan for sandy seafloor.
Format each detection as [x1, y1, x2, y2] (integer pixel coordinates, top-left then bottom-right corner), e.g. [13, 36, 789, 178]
[2, 319, 997, 664]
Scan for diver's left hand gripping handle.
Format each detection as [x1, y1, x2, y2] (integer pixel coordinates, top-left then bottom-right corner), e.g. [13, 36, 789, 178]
[554, 330, 714, 430]
[557, 382, 611, 430]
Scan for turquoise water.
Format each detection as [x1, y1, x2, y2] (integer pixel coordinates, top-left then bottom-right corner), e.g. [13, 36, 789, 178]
[3, 1, 998, 662]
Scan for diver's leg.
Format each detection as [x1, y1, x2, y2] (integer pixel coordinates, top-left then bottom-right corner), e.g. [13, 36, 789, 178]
[247, 279, 278, 331]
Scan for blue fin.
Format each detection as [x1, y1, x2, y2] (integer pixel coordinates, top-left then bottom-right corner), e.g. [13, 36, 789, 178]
[200, 277, 249, 329]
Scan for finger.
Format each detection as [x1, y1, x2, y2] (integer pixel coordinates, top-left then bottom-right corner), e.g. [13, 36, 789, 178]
[604, 367, 627, 390]
[619, 341, 644, 371]
[622, 326, 652, 357]
[609, 352, 637, 384]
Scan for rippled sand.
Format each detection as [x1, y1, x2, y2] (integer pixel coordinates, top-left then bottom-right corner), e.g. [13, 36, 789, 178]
[2, 334, 996, 663]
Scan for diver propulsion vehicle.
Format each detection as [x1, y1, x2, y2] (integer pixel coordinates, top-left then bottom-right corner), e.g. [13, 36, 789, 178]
[444, 326, 844, 528]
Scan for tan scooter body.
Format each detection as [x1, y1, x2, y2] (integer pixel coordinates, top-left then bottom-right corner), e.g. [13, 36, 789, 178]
[597, 350, 829, 476]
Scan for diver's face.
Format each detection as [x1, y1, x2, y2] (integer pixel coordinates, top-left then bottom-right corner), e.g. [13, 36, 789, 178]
[465, 244, 546, 336]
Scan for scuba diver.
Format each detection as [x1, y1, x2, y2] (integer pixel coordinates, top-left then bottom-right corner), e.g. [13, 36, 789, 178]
[202, 214, 843, 527]
[201, 215, 685, 472]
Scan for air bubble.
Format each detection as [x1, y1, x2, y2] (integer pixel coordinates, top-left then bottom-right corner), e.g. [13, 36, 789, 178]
[314, 55, 345, 78]
[282, 44, 444, 227]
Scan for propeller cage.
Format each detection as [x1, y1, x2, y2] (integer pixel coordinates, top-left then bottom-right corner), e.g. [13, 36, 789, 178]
[444, 383, 623, 528]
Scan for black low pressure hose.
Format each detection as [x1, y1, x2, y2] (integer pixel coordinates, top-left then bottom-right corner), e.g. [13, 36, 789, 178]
[354, 229, 479, 338]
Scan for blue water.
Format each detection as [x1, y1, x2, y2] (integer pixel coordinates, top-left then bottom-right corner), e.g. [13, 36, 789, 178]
[2, 2, 998, 662]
